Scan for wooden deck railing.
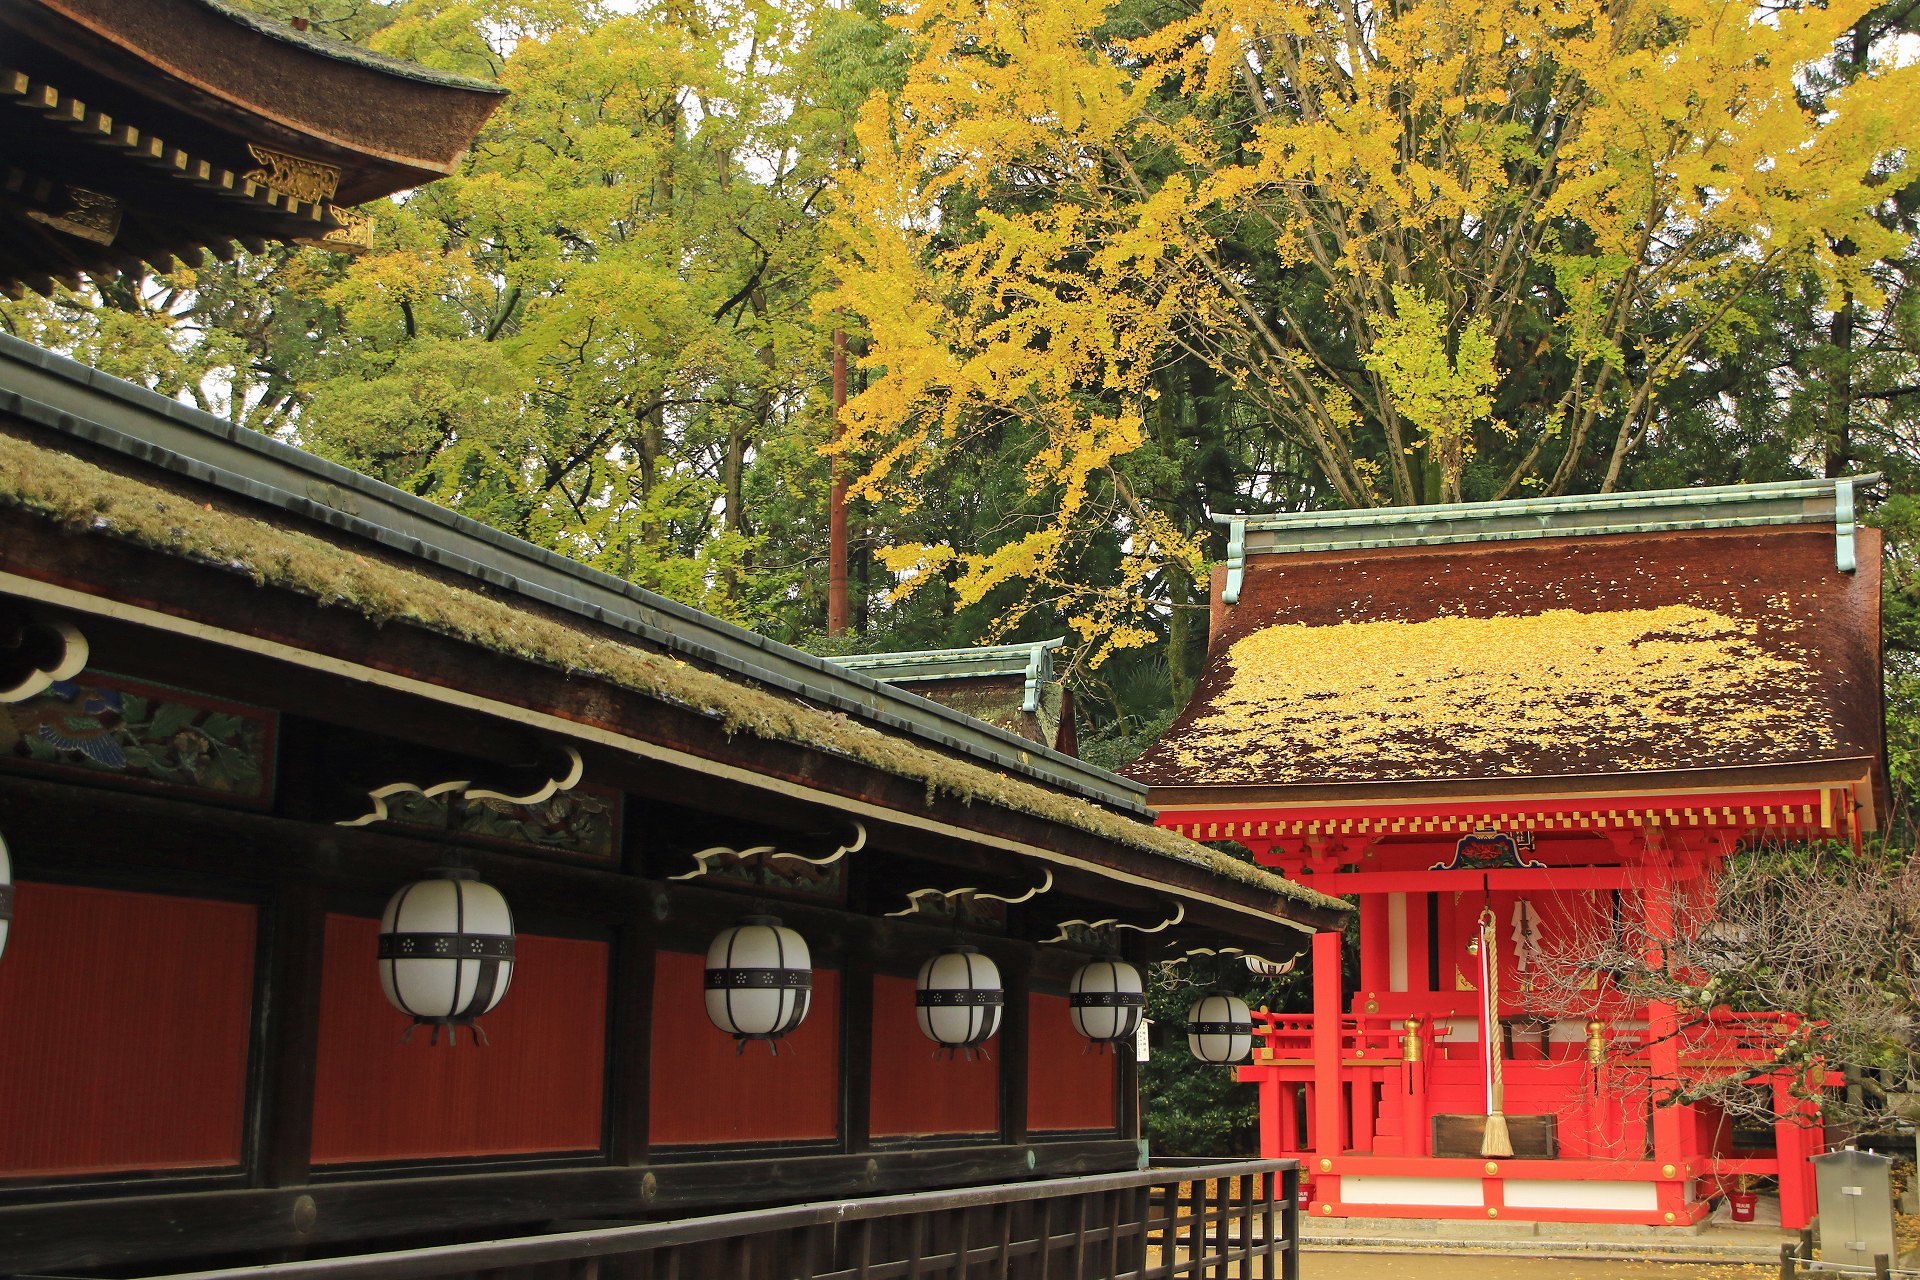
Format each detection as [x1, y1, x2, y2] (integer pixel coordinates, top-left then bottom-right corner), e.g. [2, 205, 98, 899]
[130, 1160, 1299, 1280]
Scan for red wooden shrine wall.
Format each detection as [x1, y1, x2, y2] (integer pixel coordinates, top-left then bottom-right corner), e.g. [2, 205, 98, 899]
[649, 950, 840, 1145]
[0, 882, 256, 1176]
[310, 915, 608, 1163]
[1027, 992, 1117, 1131]
[869, 974, 998, 1137]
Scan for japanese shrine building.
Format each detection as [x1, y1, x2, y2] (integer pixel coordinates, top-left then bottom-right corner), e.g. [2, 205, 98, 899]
[1129, 480, 1886, 1230]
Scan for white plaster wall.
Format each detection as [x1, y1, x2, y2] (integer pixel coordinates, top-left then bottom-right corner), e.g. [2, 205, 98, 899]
[1341, 1176, 1484, 1207]
[1502, 1179, 1660, 1212]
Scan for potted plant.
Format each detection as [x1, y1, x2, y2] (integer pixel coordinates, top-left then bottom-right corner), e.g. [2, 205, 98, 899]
[1729, 1173, 1758, 1222]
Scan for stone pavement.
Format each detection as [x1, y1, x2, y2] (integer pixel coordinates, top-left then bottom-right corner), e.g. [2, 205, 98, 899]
[1300, 1198, 1795, 1265]
[1305, 1252, 1782, 1280]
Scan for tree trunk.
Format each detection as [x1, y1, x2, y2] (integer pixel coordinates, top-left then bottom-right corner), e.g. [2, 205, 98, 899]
[1826, 291, 1856, 479]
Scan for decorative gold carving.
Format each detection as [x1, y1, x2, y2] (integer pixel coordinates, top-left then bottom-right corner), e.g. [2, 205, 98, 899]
[1487, 1207, 1499, 1218]
[1485, 1161, 1499, 1175]
[1319, 1158, 1332, 1172]
[1402, 1017, 1423, 1062]
[1587, 1019, 1608, 1065]
[298, 205, 372, 254]
[25, 186, 120, 245]
[244, 144, 339, 204]
[1661, 1163, 1677, 1179]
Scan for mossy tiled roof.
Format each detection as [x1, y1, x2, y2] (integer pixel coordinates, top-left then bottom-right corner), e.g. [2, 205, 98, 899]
[0, 428, 1342, 913]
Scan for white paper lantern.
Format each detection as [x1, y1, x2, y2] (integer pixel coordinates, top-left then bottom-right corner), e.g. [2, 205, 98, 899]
[705, 915, 812, 1052]
[0, 833, 12, 964]
[378, 868, 514, 1044]
[1070, 958, 1144, 1048]
[1186, 991, 1253, 1063]
[916, 945, 1002, 1055]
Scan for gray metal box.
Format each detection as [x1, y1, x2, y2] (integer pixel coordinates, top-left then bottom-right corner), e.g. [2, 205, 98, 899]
[1815, 1148, 1898, 1268]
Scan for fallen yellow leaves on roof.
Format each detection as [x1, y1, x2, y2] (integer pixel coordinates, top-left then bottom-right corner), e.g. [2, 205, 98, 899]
[1168, 604, 1833, 782]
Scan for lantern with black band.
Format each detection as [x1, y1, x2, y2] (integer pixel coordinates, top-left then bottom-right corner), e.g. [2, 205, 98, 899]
[377, 867, 515, 1045]
[916, 945, 1002, 1057]
[1070, 958, 1144, 1049]
[705, 916, 812, 1053]
[1186, 991, 1254, 1063]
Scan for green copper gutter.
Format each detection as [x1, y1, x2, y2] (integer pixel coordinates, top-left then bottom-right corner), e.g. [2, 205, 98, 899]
[1214, 476, 1881, 604]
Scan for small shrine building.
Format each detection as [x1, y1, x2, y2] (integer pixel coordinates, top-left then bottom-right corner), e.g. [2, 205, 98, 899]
[835, 639, 1078, 757]
[1129, 479, 1887, 1230]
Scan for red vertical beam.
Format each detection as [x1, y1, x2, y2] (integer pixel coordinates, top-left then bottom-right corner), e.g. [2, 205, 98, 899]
[1350, 1073, 1377, 1152]
[1400, 1021, 1429, 1157]
[1773, 1072, 1820, 1229]
[1312, 929, 1344, 1177]
[1257, 1076, 1282, 1158]
[1279, 1083, 1300, 1154]
[1357, 894, 1388, 1007]
[1641, 856, 1692, 1208]
[828, 326, 850, 637]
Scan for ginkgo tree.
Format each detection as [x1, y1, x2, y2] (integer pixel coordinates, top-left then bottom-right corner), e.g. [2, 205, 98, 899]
[825, 0, 1920, 661]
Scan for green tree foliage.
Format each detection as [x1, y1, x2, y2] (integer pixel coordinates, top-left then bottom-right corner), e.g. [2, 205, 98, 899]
[4, 0, 867, 626]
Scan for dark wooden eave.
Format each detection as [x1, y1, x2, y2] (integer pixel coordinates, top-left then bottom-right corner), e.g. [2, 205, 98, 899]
[0, 0, 504, 295]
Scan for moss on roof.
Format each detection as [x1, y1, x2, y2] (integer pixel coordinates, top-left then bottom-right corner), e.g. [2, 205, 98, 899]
[0, 430, 1342, 914]
[198, 0, 506, 93]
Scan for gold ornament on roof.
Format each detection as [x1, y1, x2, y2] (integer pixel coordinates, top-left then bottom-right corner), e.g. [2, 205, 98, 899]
[298, 205, 372, 254]
[244, 144, 340, 204]
[25, 186, 121, 245]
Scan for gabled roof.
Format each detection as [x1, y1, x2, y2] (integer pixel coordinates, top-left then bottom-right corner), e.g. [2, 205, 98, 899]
[834, 639, 1075, 756]
[835, 639, 1064, 713]
[1133, 480, 1886, 814]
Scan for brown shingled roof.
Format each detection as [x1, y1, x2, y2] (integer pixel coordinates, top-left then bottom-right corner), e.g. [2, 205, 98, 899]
[1129, 526, 1884, 795]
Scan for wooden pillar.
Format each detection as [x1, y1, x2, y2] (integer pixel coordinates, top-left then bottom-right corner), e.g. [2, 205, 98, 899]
[1000, 953, 1031, 1146]
[1258, 1077, 1283, 1158]
[609, 918, 658, 1165]
[253, 882, 325, 1188]
[1279, 1084, 1300, 1154]
[1641, 861, 1691, 1170]
[840, 937, 875, 1154]
[1358, 895, 1389, 1002]
[1773, 1073, 1820, 1230]
[1350, 1074, 1377, 1152]
[1399, 1017, 1429, 1157]
[1312, 929, 1344, 1163]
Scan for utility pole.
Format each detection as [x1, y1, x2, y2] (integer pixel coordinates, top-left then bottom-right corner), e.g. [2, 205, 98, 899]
[828, 325, 850, 637]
